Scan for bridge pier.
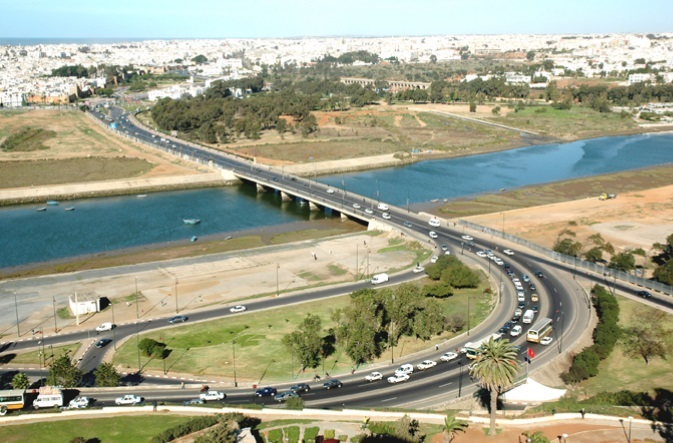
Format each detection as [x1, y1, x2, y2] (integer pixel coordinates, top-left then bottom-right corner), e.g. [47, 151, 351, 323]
[280, 191, 293, 202]
[256, 183, 266, 193]
[308, 201, 321, 212]
[340, 212, 349, 221]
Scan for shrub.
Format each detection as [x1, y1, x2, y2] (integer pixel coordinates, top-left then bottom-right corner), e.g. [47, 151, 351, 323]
[268, 429, 283, 443]
[339, 435, 348, 441]
[324, 429, 336, 440]
[285, 426, 300, 443]
[304, 426, 320, 441]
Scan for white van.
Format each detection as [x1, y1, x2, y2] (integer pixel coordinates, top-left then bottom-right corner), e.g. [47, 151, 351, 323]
[428, 217, 441, 227]
[377, 203, 389, 211]
[371, 273, 389, 285]
[522, 309, 536, 324]
[33, 386, 64, 409]
[395, 364, 414, 376]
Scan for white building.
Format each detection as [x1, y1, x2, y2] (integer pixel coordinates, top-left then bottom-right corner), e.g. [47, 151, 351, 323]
[628, 73, 654, 85]
[68, 293, 101, 316]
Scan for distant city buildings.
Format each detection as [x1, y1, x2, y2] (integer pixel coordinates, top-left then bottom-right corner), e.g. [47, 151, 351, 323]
[1, 33, 673, 108]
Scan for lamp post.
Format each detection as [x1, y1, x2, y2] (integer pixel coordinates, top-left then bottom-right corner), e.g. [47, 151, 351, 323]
[174, 277, 179, 314]
[467, 296, 471, 336]
[111, 300, 117, 350]
[276, 263, 279, 297]
[232, 339, 238, 387]
[390, 295, 395, 364]
[501, 212, 505, 238]
[52, 295, 58, 333]
[14, 291, 20, 337]
[136, 278, 141, 373]
[628, 416, 633, 443]
[457, 361, 463, 397]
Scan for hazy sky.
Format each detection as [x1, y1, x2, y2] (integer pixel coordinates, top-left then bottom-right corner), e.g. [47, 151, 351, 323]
[4, 0, 672, 39]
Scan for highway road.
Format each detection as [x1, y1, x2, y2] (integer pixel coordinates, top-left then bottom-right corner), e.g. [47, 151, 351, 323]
[2, 104, 668, 410]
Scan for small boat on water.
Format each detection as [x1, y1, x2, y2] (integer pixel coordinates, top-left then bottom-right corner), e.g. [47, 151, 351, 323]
[64, 207, 75, 211]
[36, 207, 47, 212]
[137, 194, 147, 198]
[183, 218, 201, 225]
[47, 200, 59, 206]
[191, 236, 198, 242]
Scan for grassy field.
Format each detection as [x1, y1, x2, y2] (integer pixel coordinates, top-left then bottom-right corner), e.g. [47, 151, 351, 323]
[10, 343, 80, 365]
[112, 274, 494, 382]
[437, 164, 673, 218]
[0, 415, 194, 443]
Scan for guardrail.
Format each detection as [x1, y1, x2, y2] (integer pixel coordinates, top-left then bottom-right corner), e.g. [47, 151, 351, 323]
[459, 220, 673, 297]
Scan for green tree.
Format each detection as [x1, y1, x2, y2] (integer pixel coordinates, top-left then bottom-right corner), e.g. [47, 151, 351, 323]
[47, 353, 83, 388]
[423, 281, 454, 298]
[282, 314, 324, 370]
[470, 338, 521, 436]
[94, 362, 121, 387]
[623, 308, 670, 364]
[11, 372, 30, 390]
[609, 251, 636, 272]
[553, 237, 583, 257]
[491, 106, 501, 115]
[442, 414, 468, 442]
[526, 51, 536, 61]
[191, 55, 208, 64]
[469, 102, 477, 113]
[653, 260, 673, 285]
[584, 246, 604, 263]
[138, 338, 167, 359]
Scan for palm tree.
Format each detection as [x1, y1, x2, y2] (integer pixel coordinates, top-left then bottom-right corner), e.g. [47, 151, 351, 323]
[469, 337, 521, 436]
[521, 430, 550, 442]
[442, 414, 468, 442]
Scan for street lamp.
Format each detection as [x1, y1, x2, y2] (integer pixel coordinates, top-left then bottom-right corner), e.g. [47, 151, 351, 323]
[232, 339, 238, 387]
[174, 277, 179, 314]
[135, 277, 141, 373]
[501, 212, 505, 238]
[457, 361, 463, 397]
[276, 263, 280, 297]
[467, 295, 471, 336]
[390, 295, 395, 364]
[14, 291, 20, 337]
[52, 295, 58, 333]
[628, 416, 633, 443]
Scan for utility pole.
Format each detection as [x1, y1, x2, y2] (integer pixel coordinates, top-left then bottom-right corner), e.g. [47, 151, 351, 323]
[276, 263, 279, 297]
[14, 291, 20, 337]
[52, 295, 58, 333]
[111, 301, 117, 350]
[136, 279, 141, 373]
[174, 277, 179, 314]
[356, 244, 359, 280]
[233, 340, 238, 387]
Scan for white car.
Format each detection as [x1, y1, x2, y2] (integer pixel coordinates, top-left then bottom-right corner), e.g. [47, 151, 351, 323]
[510, 325, 523, 337]
[365, 371, 383, 382]
[540, 336, 554, 346]
[382, 212, 391, 220]
[365, 208, 374, 215]
[115, 394, 143, 405]
[461, 235, 473, 241]
[503, 249, 514, 256]
[430, 256, 439, 263]
[199, 390, 226, 401]
[429, 231, 438, 239]
[417, 360, 437, 370]
[428, 218, 441, 227]
[517, 292, 525, 302]
[229, 305, 247, 313]
[412, 266, 425, 274]
[395, 364, 414, 375]
[352, 203, 361, 209]
[68, 396, 90, 409]
[95, 322, 114, 332]
[440, 352, 458, 362]
[476, 251, 487, 258]
[326, 188, 335, 194]
[387, 373, 410, 384]
[493, 258, 504, 266]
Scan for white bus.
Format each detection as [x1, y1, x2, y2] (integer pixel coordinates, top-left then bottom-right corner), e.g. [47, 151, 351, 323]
[463, 333, 502, 359]
[0, 389, 25, 415]
[526, 317, 553, 343]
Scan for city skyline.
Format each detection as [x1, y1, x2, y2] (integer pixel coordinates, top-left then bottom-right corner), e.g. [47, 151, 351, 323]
[4, 0, 673, 40]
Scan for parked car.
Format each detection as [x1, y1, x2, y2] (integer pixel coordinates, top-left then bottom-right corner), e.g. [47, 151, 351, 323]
[365, 372, 383, 382]
[183, 398, 205, 405]
[417, 360, 437, 370]
[440, 352, 458, 362]
[229, 305, 247, 313]
[387, 373, 410, 384]
[322, 379, 343, 389]
[290, 383, 311, 393]
[510, 325, 523, 337]
[199, 391, 226, 401]
[168, 315, 188, 324]
[115, 394, 143, 405]
[95, 338, 112, 348]
[68, 396, 91, 409]
[540, 336, 554, 346]
[95, 322, 115, 332]
[274, 391, 300, 402]
[503, 249, 514, 256]
[255, 387, 277, 397]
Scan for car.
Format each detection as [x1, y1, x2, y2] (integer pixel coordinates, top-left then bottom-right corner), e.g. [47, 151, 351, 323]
[503, 262, 511, 269]
[517, 292, 525, 302]
[68, 396, 91, 409]
[493, 258, 504, 266]
[322, 379, 343, 389]
[532, 304, 539, 313]
[365, 372, 383, 382]
[229, 305, 247, 313]
[444, 250, 451, 255]
[518, 301, 526, 309]
[440, 352, 458, 362]
[352, 203, 361, 209]
[430, 256, 439, 263]
[636, 290, 652, 298]
[326, 188, 335, 194]
[503, 249, 514, 256]
[183, 398, 205, 406]
[365, 208, 374, 215]
[529, 283, 537, 291]
[429, 231, 438, 239]
[531, 293, 539, 302]
[199, 390, 226, 401]
[95, 338, 112, 348]
[540, 336, 554, 346]
[476, 251, 487, 258]
[255, 387, 277, 397]
[514, 308, 523, 317]
[417, 360, 437, 370]
[522, 274, 530, 282]
[441, 244, 448, 251]
[534, 271, 544, 278]
[95, 322, 115, 332]
[387, 373, 410, 384]
[511, 313, 521, 322]
[382, 212, 391, 220]
[290, 383, 311, 393]
[377, 203, 389, 211]
[461, 234, 473, 241]
[412, 265, 425, 274]
[429, 218, 441, 227]
[510, 325, 523, 337]
[395, 364, 414, 375]
[403, 221, 413, 228]
[115, 394, 143, 405]
[168, 315, 188, 324]
[274, 391, 300, 402]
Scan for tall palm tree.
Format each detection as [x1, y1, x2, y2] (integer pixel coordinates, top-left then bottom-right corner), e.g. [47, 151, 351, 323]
[469, 337, 521, 436]
[442, 414, 468, 442]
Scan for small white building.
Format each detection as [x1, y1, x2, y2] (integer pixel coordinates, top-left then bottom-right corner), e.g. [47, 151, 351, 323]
[68, 293, 101, 316]
[628, 73, 654, 85]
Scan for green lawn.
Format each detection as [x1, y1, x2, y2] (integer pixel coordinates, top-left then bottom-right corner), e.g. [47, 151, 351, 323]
[11, 343, 80, 366]
[0, 415, 194, 443]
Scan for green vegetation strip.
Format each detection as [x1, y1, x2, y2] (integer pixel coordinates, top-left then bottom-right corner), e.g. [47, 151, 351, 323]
[0, 127, 55, 152]
[10, 343, 80, 365]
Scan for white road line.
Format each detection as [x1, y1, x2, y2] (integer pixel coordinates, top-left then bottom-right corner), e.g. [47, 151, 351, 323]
[439, 382, 453, 388]
[381, 397, 397, 402]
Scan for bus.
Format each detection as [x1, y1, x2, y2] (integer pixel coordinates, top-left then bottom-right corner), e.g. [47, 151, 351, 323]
[526, 317, 553, 343]
[463, 333, 502, 359]
[0, 389, 25, 415]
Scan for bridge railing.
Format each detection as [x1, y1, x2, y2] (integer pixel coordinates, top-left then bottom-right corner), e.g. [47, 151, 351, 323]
[459, 220, 673, 297]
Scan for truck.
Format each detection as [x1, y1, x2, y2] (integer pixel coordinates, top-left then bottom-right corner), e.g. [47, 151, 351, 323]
[371, 273, 389, 285]
[33, 386, 63, 409]
[463, 333, 502, 359]
[522, 309, 536, 324]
